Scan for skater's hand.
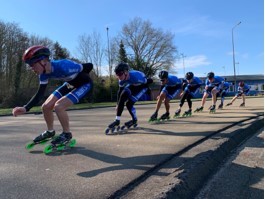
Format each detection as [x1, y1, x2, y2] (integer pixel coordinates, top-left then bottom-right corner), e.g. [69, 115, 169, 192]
[180, 92, 184, 97]
[12, 107, 26, 117]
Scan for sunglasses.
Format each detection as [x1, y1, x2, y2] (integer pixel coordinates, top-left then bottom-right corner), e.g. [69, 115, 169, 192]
[160, 79, 166, 82]
[116, 72, 124, 77]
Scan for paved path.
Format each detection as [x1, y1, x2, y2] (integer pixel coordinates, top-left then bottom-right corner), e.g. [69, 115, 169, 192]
[0, 97, 263, 199]
[196, 129, 264, 199]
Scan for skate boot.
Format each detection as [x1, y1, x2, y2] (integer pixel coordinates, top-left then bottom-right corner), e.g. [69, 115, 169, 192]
[44, 132, 76, 154]
[158, 112, 170, 121]
[226, 102, 232, 106]
[149, 112, 158, 122]
[194, 106, 203, 112]
[105, 120, 120, 134]
[208, 105, 212, 110]
[218, 103, 223, 109]
[34, 130, 56, 143]
[209, 105, 216, 113]
[174, 109, 181, 118]
[182, 109, 192, 117]
[239, 102, 245, 107]
[121, 119, 138, 131]
[25, 130, 56, 150]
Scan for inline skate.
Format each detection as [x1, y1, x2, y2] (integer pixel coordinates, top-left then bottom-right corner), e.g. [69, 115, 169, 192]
[173, 109, 181, 118]
[43, 132, 76, 154]
[120, 120, 138, 132]
[218, 103, 223, 109]
[194, 106, 203, 113]
[25, 130, 56, 150]
[158, 112, 170, 121]
[182, 109, 192, 117]
[105, 120, 121, 134]
[209, 105, 216, 113]
[148, 112, 158, 123]
[239, 102, 245, 107]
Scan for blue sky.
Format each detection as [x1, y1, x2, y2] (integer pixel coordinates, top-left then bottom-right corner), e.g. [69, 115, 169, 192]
[0, 0, 264, 77]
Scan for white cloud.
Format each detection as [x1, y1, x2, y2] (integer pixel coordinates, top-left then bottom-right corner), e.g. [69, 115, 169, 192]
[174, 54, 211, 69]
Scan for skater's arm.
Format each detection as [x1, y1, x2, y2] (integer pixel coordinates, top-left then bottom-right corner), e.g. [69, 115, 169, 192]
[24, 84, 48, 112]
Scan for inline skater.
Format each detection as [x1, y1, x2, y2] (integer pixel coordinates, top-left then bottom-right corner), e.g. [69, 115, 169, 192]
[174, 72, 202, 117]
[217, 81, 232, 109]
[149, 70, 182, 122]
[12, 45, 93, 149]
[194, 72, 224, 113]
[106, 63, 153, 133]
[226, 81, 250, 107]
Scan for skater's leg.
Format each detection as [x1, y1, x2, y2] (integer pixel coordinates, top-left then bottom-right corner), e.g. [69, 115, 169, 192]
[126, 100, 137, 121]
[164, 98, 170, 113]
[155, 92, 166, 113]
[201, 92, 208, 107]
[211, 88, 218, 107]
[187, 94, 192, 110]
[41, 94, 58, 131]
[54, 96, 73, 133]
[117, 90, 130, 117]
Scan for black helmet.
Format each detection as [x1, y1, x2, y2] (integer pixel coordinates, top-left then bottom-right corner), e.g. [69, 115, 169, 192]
[114, 63, 129, 74]
[239, 81, 244, 87]
[159, 70, 168, 80]
[207, 72, 215, 79]
[185, 72, 194, 80]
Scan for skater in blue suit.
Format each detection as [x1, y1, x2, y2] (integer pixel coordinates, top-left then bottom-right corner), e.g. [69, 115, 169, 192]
[226, 81, 250, 107]
[12, 45, 93, 146]
[194, 72, 225, 113]
[174, 72, 202, 117]
[106, 63, 153, 133]
[149, 70, 182, 121]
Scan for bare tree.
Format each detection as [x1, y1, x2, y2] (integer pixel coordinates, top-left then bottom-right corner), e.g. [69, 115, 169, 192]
[119, 17, 178, 77]
[77, 31, 104, 77]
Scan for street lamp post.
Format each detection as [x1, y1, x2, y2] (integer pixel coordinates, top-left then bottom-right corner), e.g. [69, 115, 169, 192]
[106, 27, 113, 101]
[180, 53, 186, 77]
[232, 21, 241, 92]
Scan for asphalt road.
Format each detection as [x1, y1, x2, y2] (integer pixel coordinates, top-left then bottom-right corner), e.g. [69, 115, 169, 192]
[0, 97, 263, 199]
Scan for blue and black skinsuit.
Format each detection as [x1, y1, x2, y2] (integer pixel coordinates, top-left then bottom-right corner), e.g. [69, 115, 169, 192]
[116, 70, 153, 121]
[23, 60, 93, 112]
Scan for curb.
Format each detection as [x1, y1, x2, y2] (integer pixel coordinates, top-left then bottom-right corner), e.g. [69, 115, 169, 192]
[162, 116, 264, 199]
[118, 115, 264, 199]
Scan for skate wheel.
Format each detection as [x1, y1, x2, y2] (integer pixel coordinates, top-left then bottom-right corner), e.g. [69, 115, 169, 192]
[57, 144, 65, 151]
[105, 128, 110, 135]
[120, 126, 126, 131]
[69, 139, 76, 147]
[25, 142, 35, 150]
[43, 145, 53, 154]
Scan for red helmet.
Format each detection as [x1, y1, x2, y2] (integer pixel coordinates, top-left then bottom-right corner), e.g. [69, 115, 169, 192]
[22, 45, 50, 65]
[239, 81, 244, 87]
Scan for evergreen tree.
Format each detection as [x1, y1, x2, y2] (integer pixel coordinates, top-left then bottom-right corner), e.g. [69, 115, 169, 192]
[53, 42, 69, 59]
[118, 40, 128, 63]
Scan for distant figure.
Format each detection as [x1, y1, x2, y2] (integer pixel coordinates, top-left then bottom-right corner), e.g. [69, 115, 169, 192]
[194, 72, 225, 113]
[216, 81, 232, 109]
[149, 70, 182, 121]
[226, 81, 250, 107]
[174, 72, 202, 117]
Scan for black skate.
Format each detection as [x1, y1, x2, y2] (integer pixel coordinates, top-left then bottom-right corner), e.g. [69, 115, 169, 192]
[25, 130, 56, 151]
[43, 132, 76, 154]
[120, 120, 138, 132]
[226, 102, 232, 106]
[239, 102, 245, 107]
[182, 109, 192, 117]
[149, 112, 158, 123]
[209, 105, 216, 113]
[105, 120, 120, 134]
[158, 112, 170, 122]
[173, 109, 181, 118]
[194, 106, 203, 113]
[218, 103, 223, 109]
